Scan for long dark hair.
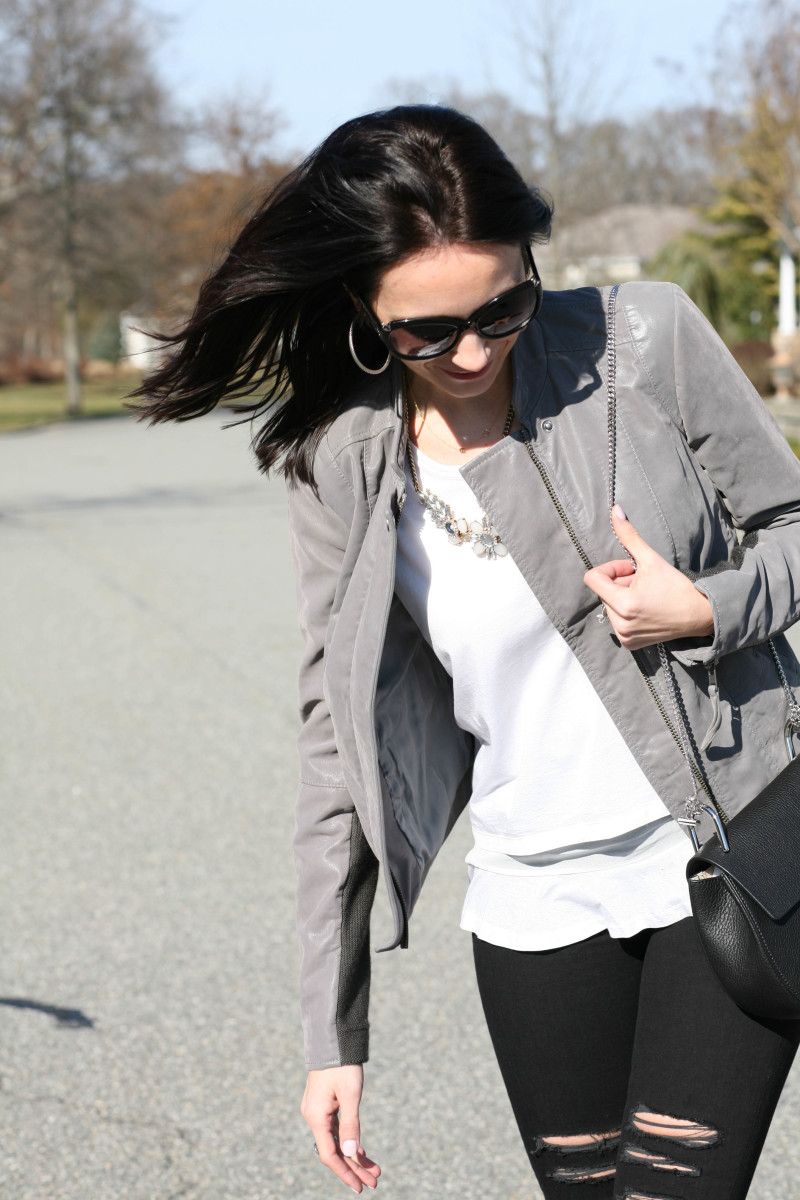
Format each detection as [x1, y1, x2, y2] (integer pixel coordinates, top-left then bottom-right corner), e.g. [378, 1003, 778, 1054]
[132, 105, 553, 482]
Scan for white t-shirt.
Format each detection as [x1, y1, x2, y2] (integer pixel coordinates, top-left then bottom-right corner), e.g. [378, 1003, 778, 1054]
[394, 443, 693, 951]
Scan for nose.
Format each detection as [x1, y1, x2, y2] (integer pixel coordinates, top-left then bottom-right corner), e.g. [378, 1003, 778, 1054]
[448, 327, 491, 371]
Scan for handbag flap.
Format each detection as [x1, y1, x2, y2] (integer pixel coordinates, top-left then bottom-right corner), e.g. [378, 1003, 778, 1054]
[687, 756, 800, 920]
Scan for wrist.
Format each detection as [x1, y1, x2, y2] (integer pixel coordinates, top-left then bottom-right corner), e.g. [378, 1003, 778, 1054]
[689, 588, 715, 639]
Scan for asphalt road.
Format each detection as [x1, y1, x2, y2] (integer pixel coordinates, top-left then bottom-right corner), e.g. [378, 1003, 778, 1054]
[1, 412, 798, 1200]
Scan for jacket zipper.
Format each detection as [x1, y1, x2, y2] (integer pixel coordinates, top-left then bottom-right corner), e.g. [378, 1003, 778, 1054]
[521, 431, 727, 821]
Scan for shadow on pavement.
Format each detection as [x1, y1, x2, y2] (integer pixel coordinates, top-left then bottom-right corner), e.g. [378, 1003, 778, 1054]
[0, 998, 95, 1028]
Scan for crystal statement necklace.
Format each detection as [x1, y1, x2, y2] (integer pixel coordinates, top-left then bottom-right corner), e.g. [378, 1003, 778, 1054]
[405, 401, 514, 561]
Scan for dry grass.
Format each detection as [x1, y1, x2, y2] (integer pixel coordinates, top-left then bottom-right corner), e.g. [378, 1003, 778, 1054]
[0, 380, 137, 433]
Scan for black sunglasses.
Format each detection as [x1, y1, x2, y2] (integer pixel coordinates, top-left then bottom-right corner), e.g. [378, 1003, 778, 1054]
[356, 247, 543, 361]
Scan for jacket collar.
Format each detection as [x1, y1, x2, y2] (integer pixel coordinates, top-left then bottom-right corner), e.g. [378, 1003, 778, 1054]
[511, 317, 548, 433]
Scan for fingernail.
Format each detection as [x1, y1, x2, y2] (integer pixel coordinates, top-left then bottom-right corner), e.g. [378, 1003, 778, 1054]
[613, 504, 627, 521]
[342, 1139, 359, 1157]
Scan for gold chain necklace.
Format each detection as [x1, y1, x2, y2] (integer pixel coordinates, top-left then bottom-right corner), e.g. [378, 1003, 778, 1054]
[405, 401, 514, 561]
[412, 392, 510, 455]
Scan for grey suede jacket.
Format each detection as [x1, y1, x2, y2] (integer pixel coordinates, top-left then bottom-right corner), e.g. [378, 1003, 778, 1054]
[286, 282, 800, 1071]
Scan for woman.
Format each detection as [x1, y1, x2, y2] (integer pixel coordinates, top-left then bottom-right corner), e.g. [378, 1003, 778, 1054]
[136, 106, 800, 1198]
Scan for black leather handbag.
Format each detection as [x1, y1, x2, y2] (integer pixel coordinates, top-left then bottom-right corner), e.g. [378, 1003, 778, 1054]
[686, 756, 800, 1019]
[605, 284, 800, 1021]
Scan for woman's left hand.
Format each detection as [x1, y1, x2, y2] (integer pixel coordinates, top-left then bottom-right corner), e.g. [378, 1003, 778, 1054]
[583, 505, 714, 651]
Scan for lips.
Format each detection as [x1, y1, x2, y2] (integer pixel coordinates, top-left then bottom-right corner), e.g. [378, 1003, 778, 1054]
[440, 363, 492, 381]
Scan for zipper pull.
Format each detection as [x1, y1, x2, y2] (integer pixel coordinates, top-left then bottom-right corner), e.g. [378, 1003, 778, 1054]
[699, 661, 721, 752]
[678, 796, 702, 851]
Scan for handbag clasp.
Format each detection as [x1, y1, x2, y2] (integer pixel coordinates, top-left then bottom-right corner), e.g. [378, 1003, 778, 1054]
[680, 804, 730, 853]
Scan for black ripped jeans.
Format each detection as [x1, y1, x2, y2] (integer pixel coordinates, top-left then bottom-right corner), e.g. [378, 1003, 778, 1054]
[473, 917, 800, 1200]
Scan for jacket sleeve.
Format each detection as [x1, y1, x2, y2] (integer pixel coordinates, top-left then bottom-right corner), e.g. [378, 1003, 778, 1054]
[286, 445, 378, 1071]
[630, 283, 800, 666]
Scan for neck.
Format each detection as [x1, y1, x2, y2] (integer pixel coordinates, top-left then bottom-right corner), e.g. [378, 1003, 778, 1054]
[407, 357, 514, 425]
[406, 361, 517, 465]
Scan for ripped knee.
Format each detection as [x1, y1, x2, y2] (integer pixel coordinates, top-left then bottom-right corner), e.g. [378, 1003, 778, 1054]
[616, 1103, 720, 1195]
[549, 1163, 617, 1183]
[535, 1129, 620, 1184]
[629, 1105, 719, 1148]
[617, 1193, 686, 1200]
[540, 1131, 622, 1151]
[620, 1143, 700, 1176]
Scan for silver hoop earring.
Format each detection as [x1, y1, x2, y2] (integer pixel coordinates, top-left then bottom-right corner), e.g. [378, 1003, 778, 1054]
[348, 318, 391, 375]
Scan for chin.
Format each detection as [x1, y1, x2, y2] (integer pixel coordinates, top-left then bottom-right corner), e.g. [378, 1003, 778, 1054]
[405, 344, 515, 407]
[435, 366, 501, 399]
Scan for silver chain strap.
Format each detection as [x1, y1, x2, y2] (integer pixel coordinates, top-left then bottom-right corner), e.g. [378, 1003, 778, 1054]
[606, 283, 620, 536]
[606, 285, 700, 826]
[769, 639, 800, 729]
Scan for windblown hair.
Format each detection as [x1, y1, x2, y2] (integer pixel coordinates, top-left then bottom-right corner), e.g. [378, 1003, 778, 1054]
[132, 105, 553, 482]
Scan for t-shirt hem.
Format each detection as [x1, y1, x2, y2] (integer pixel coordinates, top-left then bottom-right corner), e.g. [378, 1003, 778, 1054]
[461, 902, 693, 953]
[470, 799, 675, 856]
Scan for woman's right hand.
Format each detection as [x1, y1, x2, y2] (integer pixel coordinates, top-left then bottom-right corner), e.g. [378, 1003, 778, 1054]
[301, 1064, 381, 1193]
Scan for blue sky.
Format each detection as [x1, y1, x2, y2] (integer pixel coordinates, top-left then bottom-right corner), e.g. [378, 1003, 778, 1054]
[151, 0, 738, 158]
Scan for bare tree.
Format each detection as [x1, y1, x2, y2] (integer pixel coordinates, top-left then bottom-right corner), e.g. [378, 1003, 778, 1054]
[194, 89, 287, 177]
[508, 0, 616, 280]
[557, 107, 720, 215]
[132, 92, 292, 325]
[0, 0, 178, 412]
